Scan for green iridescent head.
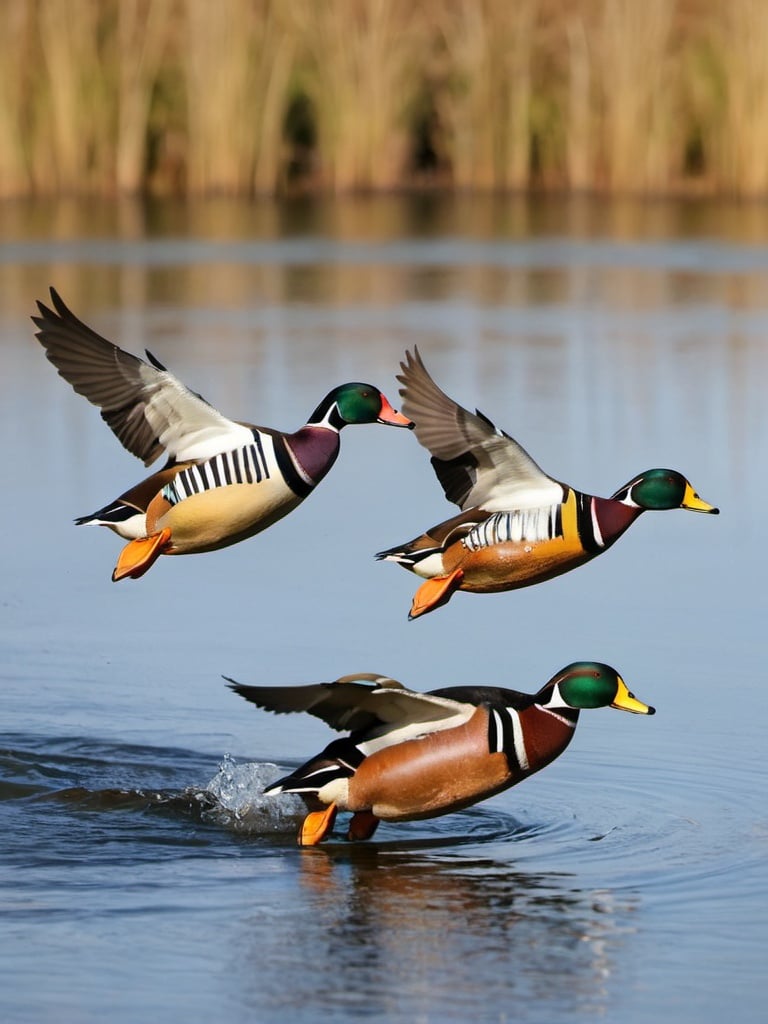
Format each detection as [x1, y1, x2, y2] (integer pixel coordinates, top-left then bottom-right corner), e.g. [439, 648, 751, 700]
[613, 469, 719, 514]
[311, 384, 413, 429]
[551, 662, 655, 714]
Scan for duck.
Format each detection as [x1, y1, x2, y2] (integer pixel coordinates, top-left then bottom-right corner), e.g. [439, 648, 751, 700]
[33, 288, 413, 581]
[226, 663, 655, 845]
[376, 349, 719, 618]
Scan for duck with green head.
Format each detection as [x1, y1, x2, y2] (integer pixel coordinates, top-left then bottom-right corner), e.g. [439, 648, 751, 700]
[33, 288, 413, 581]
[228, 662, 655, 845]
[377, 349, 719, 618]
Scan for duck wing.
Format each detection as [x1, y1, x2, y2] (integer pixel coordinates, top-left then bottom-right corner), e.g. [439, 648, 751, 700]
[398, 348, 563, 511]
[225, 672, 473, 734]
[33, 287, 254, 466]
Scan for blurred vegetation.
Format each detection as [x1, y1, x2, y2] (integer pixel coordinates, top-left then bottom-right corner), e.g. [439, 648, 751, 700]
[2, 0, 768, 198]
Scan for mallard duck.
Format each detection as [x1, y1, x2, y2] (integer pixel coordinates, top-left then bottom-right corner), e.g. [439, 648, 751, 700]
[377, 349, 719, 618]
[33, 288, 413, 581]
[227, 664, 655, 845]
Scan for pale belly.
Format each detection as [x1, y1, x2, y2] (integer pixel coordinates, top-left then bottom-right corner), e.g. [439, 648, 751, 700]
[148, 479, 302, 554]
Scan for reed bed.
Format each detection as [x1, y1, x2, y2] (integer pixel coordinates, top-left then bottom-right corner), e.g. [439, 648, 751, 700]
[286, 0, 427, 192]
[712, 0, 768, 196]
[0, 0, 766, 198]
[430, 0, 539, 190]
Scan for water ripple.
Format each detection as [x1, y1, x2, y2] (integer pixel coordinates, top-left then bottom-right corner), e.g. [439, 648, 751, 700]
[3, 736, 766, 911]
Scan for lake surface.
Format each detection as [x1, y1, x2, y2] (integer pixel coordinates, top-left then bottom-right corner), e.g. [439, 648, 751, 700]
[1, 194, 766, 1023]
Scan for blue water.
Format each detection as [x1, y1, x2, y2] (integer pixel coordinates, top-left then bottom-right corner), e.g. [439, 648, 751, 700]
[1, 194, 766, 1023]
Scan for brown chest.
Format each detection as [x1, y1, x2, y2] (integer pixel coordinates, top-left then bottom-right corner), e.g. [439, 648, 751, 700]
[348, 707, 512, 821]
[439, 489, 613, 592]
[443, 533, 595, 592]
[516, 705, 577, 774]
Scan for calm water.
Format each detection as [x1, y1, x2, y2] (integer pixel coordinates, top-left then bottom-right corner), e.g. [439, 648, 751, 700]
[1, 194, 766, 1023]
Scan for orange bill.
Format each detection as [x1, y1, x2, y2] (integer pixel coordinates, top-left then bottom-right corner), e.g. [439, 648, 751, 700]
[377, 394, 414, 428]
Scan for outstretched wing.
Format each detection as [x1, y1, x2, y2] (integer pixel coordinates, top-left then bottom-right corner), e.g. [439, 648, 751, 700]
[398, 348, 562, 511]
[225, 672, 472, 734]
[33, 287, 253, 466]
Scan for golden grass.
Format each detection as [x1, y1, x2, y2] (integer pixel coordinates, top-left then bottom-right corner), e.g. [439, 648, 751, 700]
[713, 0, 768, 196]
[431, 0, 539, 190]
[0, 1, 33, 196]
[115, 0, 174, 194]
[288, 0, 426, 191]
[35, 0, 111, 192]
[1, 0, 768, 198]
[183, 0, 298, 195]
[594, 0, 677, 192]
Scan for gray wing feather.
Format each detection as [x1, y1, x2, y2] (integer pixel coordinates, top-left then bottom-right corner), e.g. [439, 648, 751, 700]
[225, 673, 471, 734]
[397, 348, 562, 511]
[33, 287, 251, 466]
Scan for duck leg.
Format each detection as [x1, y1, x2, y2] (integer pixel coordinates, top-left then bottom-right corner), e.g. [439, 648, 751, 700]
[298, 803, 338, 846]
[112, 528, 173, 582]
[409, 568, 464, 620]
[347, 811, 380, 841]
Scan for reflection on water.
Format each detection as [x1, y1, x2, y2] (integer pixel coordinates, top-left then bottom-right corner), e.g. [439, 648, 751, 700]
[5, 192, 768, 318]
[9, 190, 768, 243]
[2, 726, 767, 1024]
[237, 842, 638, 1021]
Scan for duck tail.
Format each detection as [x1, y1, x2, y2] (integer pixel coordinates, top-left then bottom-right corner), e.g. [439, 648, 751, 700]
[375, 542, 443, 571]
[74, 501, 147, 539]
[374, 543, 412, 564]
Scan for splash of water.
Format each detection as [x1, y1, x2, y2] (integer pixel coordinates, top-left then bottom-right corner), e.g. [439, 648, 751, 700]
[201, 755, 304, 835]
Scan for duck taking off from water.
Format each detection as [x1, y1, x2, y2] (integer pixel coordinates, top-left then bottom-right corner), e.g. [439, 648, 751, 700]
[33, 288, 413, 581]
[377, 349, 719, 619]
[227, 664, 655, 845]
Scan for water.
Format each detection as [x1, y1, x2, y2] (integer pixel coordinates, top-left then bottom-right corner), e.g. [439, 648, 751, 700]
[1, 194, 766, 1023]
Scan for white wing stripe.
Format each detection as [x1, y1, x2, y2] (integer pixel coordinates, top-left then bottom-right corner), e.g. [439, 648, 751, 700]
[463, 506, 561, 551]
[162, 443, 271, 505]
[590, 497, 605, 547]
[490, 710, 505, 754]
[508, 707, 530, 770]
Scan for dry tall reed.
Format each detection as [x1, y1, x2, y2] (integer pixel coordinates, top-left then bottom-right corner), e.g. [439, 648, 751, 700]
[184, 0, 297, 195]
[563, 7, 593, 190]
[713, 0, 768, 196]
[432, 0, 540, 190]
[0, 1, 34, 196]
[115, 0, 175, 194]
[35, 0, 113, 193]
[597, 0, 678, 192]
[0, 0, 767, 198]
[288, 0, 426, 192]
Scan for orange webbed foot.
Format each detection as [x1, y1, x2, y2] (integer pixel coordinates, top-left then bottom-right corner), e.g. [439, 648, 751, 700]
[298, 804, 338, 846]
[347, 811, 380, 842]
[409, 568, 464, 620]
[112, 528, 172, 582]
